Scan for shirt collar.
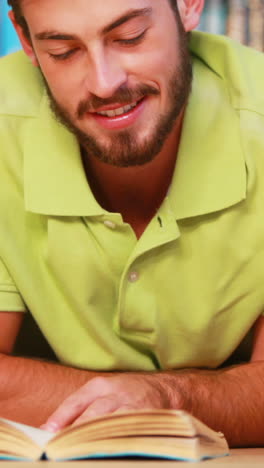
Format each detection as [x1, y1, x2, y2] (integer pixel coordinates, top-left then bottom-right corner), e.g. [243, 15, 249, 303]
[23, 94, 106, 216]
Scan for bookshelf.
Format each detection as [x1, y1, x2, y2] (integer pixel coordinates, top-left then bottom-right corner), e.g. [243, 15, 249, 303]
[199, 0, 264, 51]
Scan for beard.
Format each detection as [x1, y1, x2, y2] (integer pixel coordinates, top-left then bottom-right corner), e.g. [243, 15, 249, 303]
[43, 21, 192, 167]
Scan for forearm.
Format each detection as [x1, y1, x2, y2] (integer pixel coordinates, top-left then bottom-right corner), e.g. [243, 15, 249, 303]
[165, 361, 264, 447]
[0, 353, 111, 427]
[39, 359, 264, 447]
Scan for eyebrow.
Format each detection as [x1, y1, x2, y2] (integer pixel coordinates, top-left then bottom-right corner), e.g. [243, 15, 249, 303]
[34, 7, 152, 41]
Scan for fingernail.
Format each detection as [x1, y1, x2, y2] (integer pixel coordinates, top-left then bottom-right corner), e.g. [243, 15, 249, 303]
[41, 421, 60, 433]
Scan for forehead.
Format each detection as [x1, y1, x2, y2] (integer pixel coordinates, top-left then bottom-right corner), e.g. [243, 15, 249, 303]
[21, 0, 165, 25]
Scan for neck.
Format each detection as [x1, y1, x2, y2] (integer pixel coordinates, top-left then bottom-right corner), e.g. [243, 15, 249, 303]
[82, 110, 185, 238]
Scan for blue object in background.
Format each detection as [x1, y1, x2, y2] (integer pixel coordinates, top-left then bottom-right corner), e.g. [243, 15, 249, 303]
[0, 0, 21, 56]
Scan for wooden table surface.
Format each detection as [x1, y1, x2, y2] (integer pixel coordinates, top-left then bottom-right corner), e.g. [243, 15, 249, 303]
[1, 449, 264, 466]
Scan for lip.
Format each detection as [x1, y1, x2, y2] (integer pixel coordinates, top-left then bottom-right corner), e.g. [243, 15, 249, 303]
[88, 97, 146, 130]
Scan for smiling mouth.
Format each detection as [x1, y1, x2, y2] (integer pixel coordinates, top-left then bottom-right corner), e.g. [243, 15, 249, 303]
[94, 98, 144, 118]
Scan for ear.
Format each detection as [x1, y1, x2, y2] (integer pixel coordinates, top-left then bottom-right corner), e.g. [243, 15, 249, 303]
[177, 0, 204, 32]
[8, 10, 38, 67]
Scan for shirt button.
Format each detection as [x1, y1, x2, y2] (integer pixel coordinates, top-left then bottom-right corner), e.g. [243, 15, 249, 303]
[128, 271, 139, 283]
[103, 220, 116, 229]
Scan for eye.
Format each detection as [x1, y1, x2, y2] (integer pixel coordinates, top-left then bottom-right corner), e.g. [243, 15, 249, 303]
[49, 48, 78, 61]
[117, 30, 147, 46]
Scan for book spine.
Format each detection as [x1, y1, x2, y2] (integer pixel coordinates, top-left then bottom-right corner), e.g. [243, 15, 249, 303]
[226, 0, 249, 45]
[248, 0, 264, 51]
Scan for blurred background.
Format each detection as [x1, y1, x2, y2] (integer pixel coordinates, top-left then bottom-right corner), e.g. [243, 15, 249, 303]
[0, 0, 264, 57]
[0, 0, 21, 56]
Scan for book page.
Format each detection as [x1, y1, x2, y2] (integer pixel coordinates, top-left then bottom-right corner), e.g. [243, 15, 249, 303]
[0, 418, 54, 447]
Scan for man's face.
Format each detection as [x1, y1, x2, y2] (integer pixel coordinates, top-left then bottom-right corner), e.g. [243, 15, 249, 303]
[20, 0, 192, 167]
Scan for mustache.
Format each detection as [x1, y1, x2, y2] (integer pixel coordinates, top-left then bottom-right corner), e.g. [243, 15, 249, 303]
[76, 84, 159, 119]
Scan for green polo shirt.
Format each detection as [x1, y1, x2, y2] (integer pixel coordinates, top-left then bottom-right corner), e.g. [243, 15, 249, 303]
[0, 32, 264, 371]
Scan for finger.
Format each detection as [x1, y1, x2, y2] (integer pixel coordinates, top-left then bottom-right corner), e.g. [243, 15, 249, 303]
[42, 377, 113, 431]
[112, 405, 136, 414]
[42, 392, 90, 432]
[71, 394, 120, 427]
[72, 402, 142, 428]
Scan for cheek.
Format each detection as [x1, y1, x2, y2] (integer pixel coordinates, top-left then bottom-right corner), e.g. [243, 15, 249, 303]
[133, 50, 177, 94]
[39, 63, 80, 110]
[129, 39, 178, 86]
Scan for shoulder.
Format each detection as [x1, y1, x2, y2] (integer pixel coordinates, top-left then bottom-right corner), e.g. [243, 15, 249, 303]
[0, 51, 44, 117]
[189, 31, 264, 115]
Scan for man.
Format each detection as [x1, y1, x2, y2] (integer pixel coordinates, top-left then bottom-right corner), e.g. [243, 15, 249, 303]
[0, 0, 264, 446]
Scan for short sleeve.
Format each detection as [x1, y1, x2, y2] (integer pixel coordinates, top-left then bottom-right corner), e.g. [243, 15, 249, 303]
[0, 257, 26, 312]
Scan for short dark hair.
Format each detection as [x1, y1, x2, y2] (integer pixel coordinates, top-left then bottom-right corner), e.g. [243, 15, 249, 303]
[8, 0, 178, 40]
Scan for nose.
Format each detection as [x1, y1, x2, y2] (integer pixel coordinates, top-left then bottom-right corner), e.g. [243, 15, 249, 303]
[85, 47, 127, 99]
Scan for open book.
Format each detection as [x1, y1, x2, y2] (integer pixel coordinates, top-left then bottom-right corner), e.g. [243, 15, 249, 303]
[0, 409, 229, 462]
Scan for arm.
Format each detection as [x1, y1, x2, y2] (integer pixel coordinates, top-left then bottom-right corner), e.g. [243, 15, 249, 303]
[0, 312, 113, 427]
[43, 317, 264, 447]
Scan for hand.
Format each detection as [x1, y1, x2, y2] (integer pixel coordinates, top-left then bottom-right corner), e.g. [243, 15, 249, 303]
[41, 373, 184, 431]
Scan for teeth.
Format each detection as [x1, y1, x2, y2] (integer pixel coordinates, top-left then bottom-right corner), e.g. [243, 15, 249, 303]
[97, 101, 138, 117]
[115, 107, 126, 116]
